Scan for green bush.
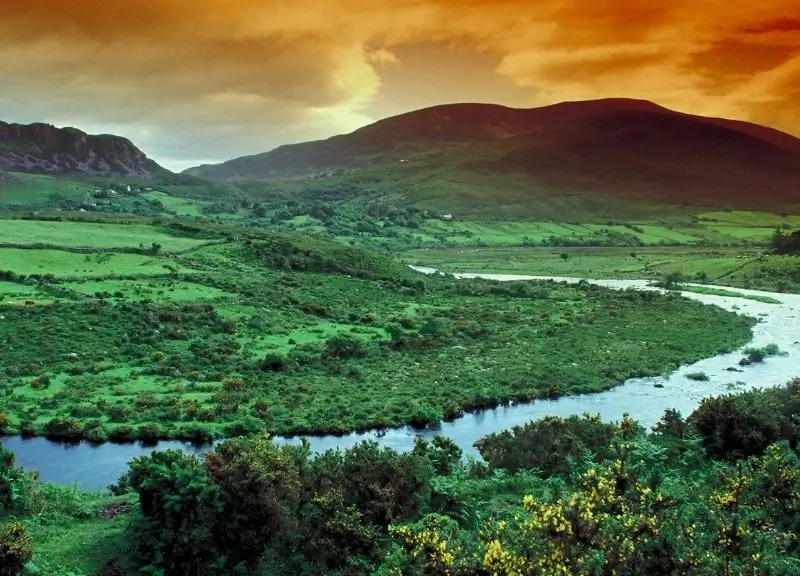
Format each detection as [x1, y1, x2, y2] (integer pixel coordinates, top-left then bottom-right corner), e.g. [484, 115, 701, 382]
[0, 522, 33, 576]
[688, 379, 800, 460]
[475, 413, 635, 476]
[324, 335, 367, 360]
[260, 353, 289, 372]
[128, 450, 222, 576]
[0, 413, 11, 435]
[742, 344, 783, 364]
[42, 417, 84, 440]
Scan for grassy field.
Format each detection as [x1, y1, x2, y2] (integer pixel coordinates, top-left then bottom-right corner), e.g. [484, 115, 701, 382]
[0, 173, 91, 208]
[61, 278, 232, 302]
[271, 204, 800, 253]
[0, 248, 188, 277]
[0, 219, 207, 251]
[3, 170, 798, 253]
[0, 219, 754, 443]
[402, 246, 800, 293]
[141, 191, 211, 217]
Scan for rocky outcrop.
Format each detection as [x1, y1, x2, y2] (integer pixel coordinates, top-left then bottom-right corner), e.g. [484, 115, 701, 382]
[0, 121, 166, 178]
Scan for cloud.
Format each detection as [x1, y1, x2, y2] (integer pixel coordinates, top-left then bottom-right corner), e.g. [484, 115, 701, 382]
[1, 0, 798, 169]
[367, 48, 400, 65]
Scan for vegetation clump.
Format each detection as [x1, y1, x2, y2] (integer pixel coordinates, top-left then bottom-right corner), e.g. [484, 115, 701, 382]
[3, 382, 800, 574]
[740, 343, 784, 365]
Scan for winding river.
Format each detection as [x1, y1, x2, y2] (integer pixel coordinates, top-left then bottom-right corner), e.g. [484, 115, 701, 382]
[4, 270, 799, 491]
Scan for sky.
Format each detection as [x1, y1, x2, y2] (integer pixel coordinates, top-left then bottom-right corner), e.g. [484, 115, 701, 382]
[1, 0, 799, 171]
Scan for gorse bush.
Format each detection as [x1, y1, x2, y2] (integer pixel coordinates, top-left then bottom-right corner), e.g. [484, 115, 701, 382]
[0, 522, 33, 576]
[742, 343, 783, 364]
[0, 444, 33, 516]
[687, 379, 800, 460]
[123, 434, 439, 576]
[475, 413, 634, 476]
[5, 383, 800, 574]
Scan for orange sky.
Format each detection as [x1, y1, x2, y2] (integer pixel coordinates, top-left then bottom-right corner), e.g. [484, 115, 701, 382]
[1, 0, 798, 170]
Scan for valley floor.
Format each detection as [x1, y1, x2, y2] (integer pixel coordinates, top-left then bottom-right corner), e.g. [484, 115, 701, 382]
[401, 245, 800, 293]
[0, 219, 755, 444]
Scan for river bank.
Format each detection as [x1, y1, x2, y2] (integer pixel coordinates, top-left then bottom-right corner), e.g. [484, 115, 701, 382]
[5, 272, 799, 490]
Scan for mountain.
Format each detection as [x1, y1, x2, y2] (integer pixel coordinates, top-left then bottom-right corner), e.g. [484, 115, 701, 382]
[0, 121, 167, 178]
[186, 99, 800, 212]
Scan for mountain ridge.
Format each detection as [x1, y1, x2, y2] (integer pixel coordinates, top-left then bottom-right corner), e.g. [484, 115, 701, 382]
[185, 98, 800, 177]
[183, 98, 800, 212]
[0, 120, 167, 178]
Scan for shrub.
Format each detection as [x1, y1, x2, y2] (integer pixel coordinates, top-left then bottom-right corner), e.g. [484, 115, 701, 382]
[224, 417, 263, 437]
[205, 434, 304, 569]
[128, 451, 221, 576]
[686, 371, 710, 382]
[1, 445, 34, 515]
[742, 344, 783, 364]
[475, 413, 633, 476]
[0, 522, 33, 576]
[86, 426, 109, 443]
[324, 334, 367, 360]
[304, 441, 434, 528]
[31, 375, 50, 389]
[0, 413, 11, 434]
[688, 380, 800, 460]
[137, 424, 164, 444]
[260, 353, 289, 372]
[222, 377, 245, 391]
[43, 417, 84, 440]
[108, 426, 138, 442]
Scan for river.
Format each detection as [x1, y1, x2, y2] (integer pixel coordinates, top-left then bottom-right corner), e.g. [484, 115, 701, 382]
[4, 271, 799, 490]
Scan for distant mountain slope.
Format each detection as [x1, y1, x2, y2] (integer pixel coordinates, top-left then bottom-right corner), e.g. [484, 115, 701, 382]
[186, 99, 800, 211]
[0, 121, 167, 178]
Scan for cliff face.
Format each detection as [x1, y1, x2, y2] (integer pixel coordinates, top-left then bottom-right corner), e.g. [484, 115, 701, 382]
[0, 121, 166, 178]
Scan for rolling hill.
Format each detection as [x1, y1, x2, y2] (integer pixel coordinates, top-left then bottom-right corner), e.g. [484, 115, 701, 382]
[0, 120, 167, 178]
[186, 98, 800, 214]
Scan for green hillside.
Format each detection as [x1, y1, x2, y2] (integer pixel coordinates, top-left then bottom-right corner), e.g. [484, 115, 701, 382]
[186, 99, 800, 215]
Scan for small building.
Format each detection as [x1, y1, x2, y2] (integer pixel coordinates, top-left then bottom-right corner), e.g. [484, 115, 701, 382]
[442, 214, 453, 221]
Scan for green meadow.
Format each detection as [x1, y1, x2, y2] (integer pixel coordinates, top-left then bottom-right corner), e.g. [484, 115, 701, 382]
[0, 173, 91, 208]
[0, 219, 207, 251]
[0, 248, 187, 278]
[403, 245, 800, 293]
[0, 219, 754, 443]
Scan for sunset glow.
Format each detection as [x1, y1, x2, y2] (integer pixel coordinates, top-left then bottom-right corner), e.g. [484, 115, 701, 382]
[2, 0, 798, 169]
